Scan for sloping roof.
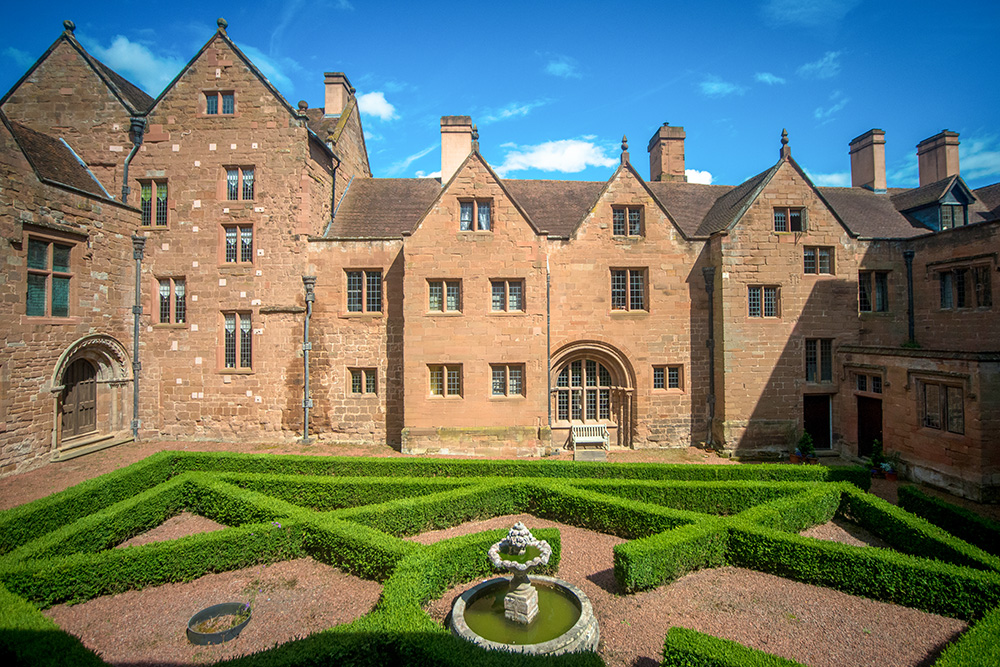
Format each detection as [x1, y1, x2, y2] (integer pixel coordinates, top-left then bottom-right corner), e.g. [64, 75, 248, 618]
[646, 181, 734, 238]
[90, 56, 153, 113]
[324, 178, 441, 238]
[695, 165, 779, 236]
[890, 175, 956, 212]
[4, 115, 112, 200]
[973, 183, 1000, 220]
[503, 180, 604, 237]
[817, 187, 926, 239]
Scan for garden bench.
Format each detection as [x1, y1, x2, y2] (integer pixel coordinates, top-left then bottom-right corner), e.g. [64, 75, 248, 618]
[569, 424, 610, 451]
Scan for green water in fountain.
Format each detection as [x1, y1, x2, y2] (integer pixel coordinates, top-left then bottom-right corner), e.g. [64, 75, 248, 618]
[462, 581, 581, 645]
[498, 544, 543, 564]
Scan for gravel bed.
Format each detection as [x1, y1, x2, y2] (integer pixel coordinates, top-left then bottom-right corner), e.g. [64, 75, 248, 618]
[114, 512, 227, 549]
[418, 514, 965, 667]
[800, 517, 891, 549]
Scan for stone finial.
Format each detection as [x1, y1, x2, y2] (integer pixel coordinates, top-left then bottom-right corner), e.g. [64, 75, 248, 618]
[298, 100, 308, 111]
[621, 135, 630, 165]
[471, 124, 479, 152]
[780, 128, 791, 159]
[217, 17, 228, 32]
[63, 20, 76, 34]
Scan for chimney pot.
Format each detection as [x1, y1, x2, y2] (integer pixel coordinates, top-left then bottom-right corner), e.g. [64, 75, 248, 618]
[324, 72, 354, 118]
[917, 130, 960, 186]
[440, 116, 473, 184]
[647, 123, 686, 182]
[849, 129, 887, 192]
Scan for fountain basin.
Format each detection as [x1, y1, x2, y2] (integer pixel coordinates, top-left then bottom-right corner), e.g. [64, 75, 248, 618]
[449, 576, 599, 656]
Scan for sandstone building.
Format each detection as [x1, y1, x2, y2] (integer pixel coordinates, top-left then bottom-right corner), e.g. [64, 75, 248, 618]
[1, 20, 997, 501]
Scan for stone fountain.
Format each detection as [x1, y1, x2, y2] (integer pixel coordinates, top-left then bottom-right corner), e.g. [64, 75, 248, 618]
[449, 522, 599, 655]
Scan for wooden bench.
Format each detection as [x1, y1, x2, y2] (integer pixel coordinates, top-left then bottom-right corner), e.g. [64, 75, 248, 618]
[568, 424, 610, 451]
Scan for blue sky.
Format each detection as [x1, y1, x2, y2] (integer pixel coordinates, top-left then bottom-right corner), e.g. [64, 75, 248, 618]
[2, 1, 999, 189]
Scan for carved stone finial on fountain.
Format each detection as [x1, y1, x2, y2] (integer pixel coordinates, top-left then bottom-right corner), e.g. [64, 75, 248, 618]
[488, 522, 552, 625]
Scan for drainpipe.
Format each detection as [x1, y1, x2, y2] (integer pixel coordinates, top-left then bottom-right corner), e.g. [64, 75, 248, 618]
[702, 266, 716, 448]
[131, 235, 145, 440]
[903, 250, 916, 345]
[302, 276, 316, 444]
[121, 117, 146, 203]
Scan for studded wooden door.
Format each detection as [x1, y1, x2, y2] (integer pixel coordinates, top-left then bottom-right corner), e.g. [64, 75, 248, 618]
[62, 358, 97, 438]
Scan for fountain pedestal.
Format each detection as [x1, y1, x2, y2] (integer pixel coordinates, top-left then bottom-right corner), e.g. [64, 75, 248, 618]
[505, 572, 538, 624]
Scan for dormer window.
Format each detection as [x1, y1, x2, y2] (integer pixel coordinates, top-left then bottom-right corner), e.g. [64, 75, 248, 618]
[774, 207, 805, 232]
[941, 204, 967, 230]
[612, 206, 643, 237]
[460, 200, 491, 231]
[205, 92, 235, 115]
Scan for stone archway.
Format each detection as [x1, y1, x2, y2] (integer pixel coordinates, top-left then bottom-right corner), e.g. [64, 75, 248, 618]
[550, 341, 636, 448]
[50, 334, 133, 457]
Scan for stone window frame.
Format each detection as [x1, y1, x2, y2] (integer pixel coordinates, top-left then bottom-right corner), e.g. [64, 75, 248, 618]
[24, 229, 80, 323]
[220, 310, 253, 373]
[459, 199, 492, 232]
[854, 371, 883, 396]
[345, 269, 383, 314]
[747, 285, 780, 318]
[220, 223, 254, 265]
[490, 279, 525, 313]
[139, 179, 169, 227]
[652, 365, 684, 391]
[773, 207, 807, 233]
[917, 378, 965, 435]
[490, 363, 525, 398]
[204, 91, 235, 116]
[938, 264, 993, 310]
[610, 268, 648, 312]
[803, 246, 835, 275]
[612, 205, 644, 238]
[429, 364, 462, 398]
[859, 270, 890, 313]
[804, 338, 834, 383]
[349, 368, 378, 395]
[155, 276, 187, 326]
[428, 279, 462, 314]
[940, 204, 967, 230]
[224, 166, 255, 202]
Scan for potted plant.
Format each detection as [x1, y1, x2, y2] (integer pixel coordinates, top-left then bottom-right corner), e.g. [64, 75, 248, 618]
[869, 439, 885, 477]
[798, 432, 818, 464]
[879, 462, 898, 481]
[789, 448, 803, 464]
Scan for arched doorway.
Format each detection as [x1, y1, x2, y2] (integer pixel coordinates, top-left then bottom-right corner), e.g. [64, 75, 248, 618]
[61, 358, 97, 438]
[550, 342, 635, 448]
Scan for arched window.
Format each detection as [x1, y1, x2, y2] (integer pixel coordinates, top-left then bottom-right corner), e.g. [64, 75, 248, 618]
[554, 359, 615, 422]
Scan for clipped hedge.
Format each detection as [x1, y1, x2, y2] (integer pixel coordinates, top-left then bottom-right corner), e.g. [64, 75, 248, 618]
[614, 520, 728, 592]
[898, 485, 1000, 557]
[661, 627, 804, 667]
[733, 484, 843, 533]
[568, 479, 817, 516]
[727, 522, 1000, 621]
[0, 451, 174, 556]
[934, 606, 1000, 666]
[838, 486, 1000, 573]
[0, 581, 105, 667]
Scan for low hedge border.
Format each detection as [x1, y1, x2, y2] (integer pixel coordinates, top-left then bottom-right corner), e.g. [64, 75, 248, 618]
[933, 605, 1000, 666]
[838, 486, 1000, 573]
[897, 485, 1000, 557]
[661, 626, 805, 666]
[614, 520, 728, 592]
[732, 484, 843, 533]
[0, 581, 105, 667]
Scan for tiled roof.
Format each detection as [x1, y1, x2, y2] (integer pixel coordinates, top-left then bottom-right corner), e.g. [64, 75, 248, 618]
[646, 181, 734, 238]
[503, 180, 605, 237]
[90, 56, 154, 113]
[817, 187, 926, 239]
[6, 118, 111, 200]
[695, 165, 779, 236]
[889, 176, 955, 212]
[305, 108, 338, 140]
[324, 178, 441, 238]
[973, 183, 1000, 220]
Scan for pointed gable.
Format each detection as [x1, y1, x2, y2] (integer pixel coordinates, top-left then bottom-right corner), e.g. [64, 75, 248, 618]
[696, 164, 779, 236]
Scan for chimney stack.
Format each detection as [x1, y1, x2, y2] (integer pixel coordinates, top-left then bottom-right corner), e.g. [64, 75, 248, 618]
[324, 72, 354, 117]
[647, 123, 686, 182]
[917, 130, 960, 186]
[849, 129, 887, 192]
[440, 116, 473, 184]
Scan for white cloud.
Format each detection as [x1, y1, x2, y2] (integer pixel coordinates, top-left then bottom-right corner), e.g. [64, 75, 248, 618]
[754, 72, 786, 85]
[685, 169, 713, 185]
[797, 51, 842, 79]
[493, 139, 617, 177]
[85, 36, 184, 95]
[238, 44, 301, 95]
[3, 47, 34, 70]
[480, 101, 547, 125]
[762, 0, 861, 27]
[804, 169, 851, 186]
[813, 90, 849, 122]
[386, 143, 436, 176]
[544, 56, 581, 79]
[364, 130, 383, 142]
[357, 91, 397, 121]
[888, 154, 918, 188]
[699, 76, 745, 97]
[960, 136, 1000, 181]
[415, 170, 441, 179]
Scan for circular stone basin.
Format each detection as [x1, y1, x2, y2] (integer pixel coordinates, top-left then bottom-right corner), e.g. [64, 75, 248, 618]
[449, 576, 599, 656]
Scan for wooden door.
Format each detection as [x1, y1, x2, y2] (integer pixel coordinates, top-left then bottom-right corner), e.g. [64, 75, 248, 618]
[62, 359, 97, 438]
[857, 396, 883, 458]
[803, 395, 832, 450]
